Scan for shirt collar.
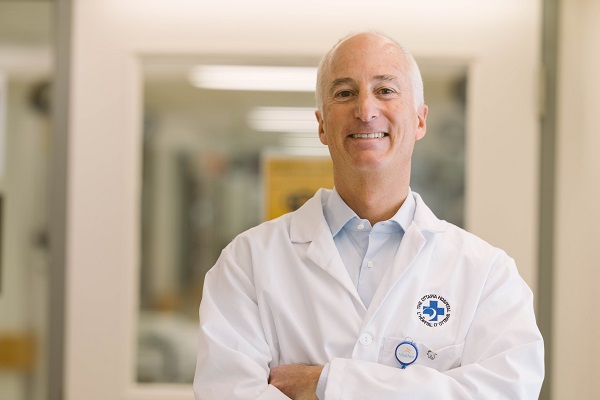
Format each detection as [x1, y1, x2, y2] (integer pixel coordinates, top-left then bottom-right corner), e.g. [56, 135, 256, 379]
[392, 189, 416, 232]
[323, 187, 416, 236]
[323, 188, 357, 237]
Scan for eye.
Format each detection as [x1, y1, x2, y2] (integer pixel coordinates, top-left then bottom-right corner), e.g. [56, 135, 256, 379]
[377, 87, 396, 95]
[335, 90, 354, 98]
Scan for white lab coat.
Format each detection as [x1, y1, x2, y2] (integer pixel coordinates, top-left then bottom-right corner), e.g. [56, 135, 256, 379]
[194, 189, 544, 399]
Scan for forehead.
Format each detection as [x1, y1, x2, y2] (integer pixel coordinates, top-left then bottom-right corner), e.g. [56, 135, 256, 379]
[326, 35, 407, 81]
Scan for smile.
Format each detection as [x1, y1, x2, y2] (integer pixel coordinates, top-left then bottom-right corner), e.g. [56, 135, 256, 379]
[350, 133, 387, 139]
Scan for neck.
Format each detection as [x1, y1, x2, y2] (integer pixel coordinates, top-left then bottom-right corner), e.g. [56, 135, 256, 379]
[334, 169, 410, 225]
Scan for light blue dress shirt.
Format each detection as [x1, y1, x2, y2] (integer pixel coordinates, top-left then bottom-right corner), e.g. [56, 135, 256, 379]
[316, 188, 416, 399]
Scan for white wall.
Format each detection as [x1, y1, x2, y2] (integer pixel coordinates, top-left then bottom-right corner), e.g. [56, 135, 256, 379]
[64, 1, 541, 399]
[554, 0, 600, 398]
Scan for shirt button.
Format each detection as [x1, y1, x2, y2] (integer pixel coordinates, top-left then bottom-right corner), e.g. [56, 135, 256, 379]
[357, 223, 365, 230]
[367, 260, 374, 268]
[359, 333, 373, 346]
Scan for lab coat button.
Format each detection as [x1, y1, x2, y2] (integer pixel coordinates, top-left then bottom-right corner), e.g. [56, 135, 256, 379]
[359, 333, 373, 346]
[367, 260, 374, 268]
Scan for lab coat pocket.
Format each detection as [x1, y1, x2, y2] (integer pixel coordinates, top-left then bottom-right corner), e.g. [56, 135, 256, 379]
[379, 337, 464, 372]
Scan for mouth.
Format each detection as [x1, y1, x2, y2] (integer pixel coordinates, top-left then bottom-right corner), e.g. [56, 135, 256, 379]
[349, 132, 387, 139]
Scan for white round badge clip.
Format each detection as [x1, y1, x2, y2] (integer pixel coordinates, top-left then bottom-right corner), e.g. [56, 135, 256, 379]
[395, 338, 418, 369]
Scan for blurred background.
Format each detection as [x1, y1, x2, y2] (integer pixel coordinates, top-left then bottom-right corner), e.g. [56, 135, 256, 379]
[0, 0, 598, 399]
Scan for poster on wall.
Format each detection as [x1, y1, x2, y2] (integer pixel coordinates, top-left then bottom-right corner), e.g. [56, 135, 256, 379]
[262, 154, 334, 221]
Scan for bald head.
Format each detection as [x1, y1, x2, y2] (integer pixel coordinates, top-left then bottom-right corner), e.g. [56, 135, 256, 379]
[315, 32, 424, 113]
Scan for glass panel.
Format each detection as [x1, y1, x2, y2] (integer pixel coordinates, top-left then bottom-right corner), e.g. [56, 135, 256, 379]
[137, 57, 466, 383]
[412, 63, 467, 227]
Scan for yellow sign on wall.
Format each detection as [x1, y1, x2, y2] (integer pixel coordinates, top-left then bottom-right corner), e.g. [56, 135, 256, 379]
[263, 155, 334, 221]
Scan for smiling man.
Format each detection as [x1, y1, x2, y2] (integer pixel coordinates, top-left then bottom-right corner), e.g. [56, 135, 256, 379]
[194, 32, 544, 400]
[315, 32, 427, 226]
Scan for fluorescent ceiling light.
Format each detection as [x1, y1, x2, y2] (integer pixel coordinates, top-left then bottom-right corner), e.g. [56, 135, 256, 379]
[189, 65, 317, 92]
[248, 107, 318, 133]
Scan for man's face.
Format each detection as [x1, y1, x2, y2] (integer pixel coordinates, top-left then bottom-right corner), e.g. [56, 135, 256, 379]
[316, 34, 427, 177]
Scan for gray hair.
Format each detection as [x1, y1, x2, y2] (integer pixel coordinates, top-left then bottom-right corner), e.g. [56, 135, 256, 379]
[315, 32, 424, 113]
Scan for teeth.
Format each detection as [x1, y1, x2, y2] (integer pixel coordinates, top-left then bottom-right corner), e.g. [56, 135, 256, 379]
[351, 133, 385, 139]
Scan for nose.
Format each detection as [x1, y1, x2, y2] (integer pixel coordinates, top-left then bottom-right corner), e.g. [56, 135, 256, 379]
[354, 92, 379, 122]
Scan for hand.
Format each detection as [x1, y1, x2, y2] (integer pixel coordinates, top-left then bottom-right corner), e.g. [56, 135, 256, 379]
[268, 363, 323, 400]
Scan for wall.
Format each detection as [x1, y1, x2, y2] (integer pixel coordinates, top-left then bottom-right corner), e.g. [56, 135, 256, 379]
[554, 0, 600, 398]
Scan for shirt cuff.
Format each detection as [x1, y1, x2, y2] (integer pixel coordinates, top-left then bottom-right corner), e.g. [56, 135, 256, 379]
[316, 362, 330, 400]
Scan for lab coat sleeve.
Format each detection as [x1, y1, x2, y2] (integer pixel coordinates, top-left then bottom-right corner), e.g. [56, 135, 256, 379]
[193, 245, 290, 400]
[323, 258, 544, 399]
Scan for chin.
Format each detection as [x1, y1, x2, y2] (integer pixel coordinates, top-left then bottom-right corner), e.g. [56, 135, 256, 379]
[352, 158, 389, 172]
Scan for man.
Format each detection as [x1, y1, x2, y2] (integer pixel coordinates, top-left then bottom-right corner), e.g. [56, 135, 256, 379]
[194, 32, 544, 399]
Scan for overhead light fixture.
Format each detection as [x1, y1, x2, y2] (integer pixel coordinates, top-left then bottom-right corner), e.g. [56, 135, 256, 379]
[189, 65, 317, 92]
[247, 107, 318, 133]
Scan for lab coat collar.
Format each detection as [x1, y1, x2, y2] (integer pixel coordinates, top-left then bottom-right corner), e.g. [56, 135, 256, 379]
[410, 191, 448, 234]
[290, 188, 447, 244]
[324, 188, 416, 236]
[289, 188, 332, 244]
[291, 189, 361, 304]
[289, 189, 448, 314]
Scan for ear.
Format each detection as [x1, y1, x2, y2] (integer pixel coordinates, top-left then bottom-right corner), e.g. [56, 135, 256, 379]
[415, 104, 428, 141]
[316, 110, 328, 145]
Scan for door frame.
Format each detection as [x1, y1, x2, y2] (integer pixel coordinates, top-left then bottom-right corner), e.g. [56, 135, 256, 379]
[60, 1, 542, 399]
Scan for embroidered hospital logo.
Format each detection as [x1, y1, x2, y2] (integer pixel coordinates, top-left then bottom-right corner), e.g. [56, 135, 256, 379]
[416, 294, 451, 327]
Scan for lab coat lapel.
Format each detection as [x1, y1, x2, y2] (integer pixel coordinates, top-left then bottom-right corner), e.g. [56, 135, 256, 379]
[290, 190, 364, 307]
[361, 192, 446, 325]
[362, 222, 426, 323]
[305, 227, 364, 306]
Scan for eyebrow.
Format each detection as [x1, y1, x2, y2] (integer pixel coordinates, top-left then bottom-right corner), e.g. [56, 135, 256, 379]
[373, 74, 398, 83]
[329, 74, 400, 93]
[330, 77, 354, 92]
